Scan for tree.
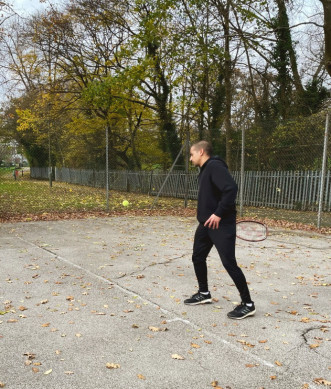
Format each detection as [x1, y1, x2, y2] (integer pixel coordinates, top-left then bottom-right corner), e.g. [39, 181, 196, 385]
[28, 4, 145, 169]
[0, 0, 329, 173]
[0, 1, 13, 27]
[271, 0, 303, 119]
[124, 0, 184, 167]
[320, 0, 331, 76]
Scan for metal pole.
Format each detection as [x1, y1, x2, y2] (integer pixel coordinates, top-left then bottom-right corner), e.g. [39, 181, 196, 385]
[150, 143, 185, 210]
[184, 129, 190, 208]
[317, 110, 329, 228]
[48, 129, 52, 188]
[105, 126, 109, 211]
[239, 124, 245, 217]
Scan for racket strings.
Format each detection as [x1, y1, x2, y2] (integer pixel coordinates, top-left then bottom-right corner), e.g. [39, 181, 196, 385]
[236, 221, 267, 242]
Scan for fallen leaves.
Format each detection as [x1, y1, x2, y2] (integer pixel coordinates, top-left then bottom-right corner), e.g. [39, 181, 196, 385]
[106, 363, 120, 369]
[211, 381, 223, 389]
[236, 340, 255, 348]
[313, 378, 331, 386]
[171, 354, 185, 360]
[0, 182, 329, 389]
[148, 326, 168, 332]
[23, 353, 36, 360]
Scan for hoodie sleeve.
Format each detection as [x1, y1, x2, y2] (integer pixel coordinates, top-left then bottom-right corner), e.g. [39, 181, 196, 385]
[210, 162, 238, 218]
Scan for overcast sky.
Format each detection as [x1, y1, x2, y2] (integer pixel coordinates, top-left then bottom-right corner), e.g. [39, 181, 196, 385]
[10, 0, 322, 17]
[11, 0, 48, 14]
[10, 0, 62, 16]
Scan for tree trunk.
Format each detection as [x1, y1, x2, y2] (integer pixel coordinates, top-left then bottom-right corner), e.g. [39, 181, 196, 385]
[223, 1, 233, 169]
[209, 69, 225, 156]
[321, 0, 331, 76]
[274, 0, 303, 94]
[148, 42, 183, 167]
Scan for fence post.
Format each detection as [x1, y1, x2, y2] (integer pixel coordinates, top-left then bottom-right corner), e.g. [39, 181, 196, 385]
[317, 110, 329, 228]
[239, 124, 245, 217]
[184, 132, 190, 208]
[105, 126, 109, 211]
[126, 171, 131, 192]
[148, 170, 153, 196]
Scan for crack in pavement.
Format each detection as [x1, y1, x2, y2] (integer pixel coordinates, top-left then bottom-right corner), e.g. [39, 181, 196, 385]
[113, 253, 189, 279]
[18, 236, 276, 370]
[300, 326, 330, 359]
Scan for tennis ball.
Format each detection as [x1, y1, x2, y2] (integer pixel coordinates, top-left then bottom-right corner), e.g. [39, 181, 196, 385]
[122, 200, 129, 207]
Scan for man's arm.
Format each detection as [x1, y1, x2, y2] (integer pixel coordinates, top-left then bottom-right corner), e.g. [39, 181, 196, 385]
[212, 165, 238, 218]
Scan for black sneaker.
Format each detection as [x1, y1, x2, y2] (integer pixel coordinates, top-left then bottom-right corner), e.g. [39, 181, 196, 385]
[184, 292, 212, 305]
[227, 302, 256, 320]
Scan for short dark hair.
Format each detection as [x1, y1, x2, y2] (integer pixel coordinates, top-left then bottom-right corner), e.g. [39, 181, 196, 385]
[191, 141, 213, 156]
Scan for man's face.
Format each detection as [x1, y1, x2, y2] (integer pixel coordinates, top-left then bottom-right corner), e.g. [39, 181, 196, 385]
[190, 146, 202, 167]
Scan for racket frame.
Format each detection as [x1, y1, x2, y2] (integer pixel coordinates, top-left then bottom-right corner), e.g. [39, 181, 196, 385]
[236, 220, 268, 242]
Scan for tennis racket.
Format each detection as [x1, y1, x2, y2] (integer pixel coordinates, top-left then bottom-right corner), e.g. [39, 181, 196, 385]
[236, 220, 268, 242]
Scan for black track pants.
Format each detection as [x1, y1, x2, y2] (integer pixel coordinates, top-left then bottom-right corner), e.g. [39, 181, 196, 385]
[192, 221, 252, 304]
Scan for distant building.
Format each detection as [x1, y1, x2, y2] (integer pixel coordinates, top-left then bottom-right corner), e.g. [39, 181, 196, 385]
[0, 139, 28, 167]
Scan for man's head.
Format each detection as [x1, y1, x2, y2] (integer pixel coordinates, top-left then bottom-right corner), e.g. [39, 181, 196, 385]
[190, 141, 213, 167]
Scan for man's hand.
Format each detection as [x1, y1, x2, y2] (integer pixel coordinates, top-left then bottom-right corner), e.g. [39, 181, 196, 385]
[204, 214, 221, 229]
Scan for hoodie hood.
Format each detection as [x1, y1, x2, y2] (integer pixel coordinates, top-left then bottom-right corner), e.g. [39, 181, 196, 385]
[209, 156, 228, 168]
[200, 155, 228, 172]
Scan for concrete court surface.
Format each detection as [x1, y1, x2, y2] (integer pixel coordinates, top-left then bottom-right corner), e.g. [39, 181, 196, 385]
[0, 215, 330, 389]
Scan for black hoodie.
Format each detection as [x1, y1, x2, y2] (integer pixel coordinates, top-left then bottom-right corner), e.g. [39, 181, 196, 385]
[197, 156, 237, 223]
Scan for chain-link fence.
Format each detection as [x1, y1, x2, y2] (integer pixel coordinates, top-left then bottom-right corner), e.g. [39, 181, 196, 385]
[29, 168, 328, 213]
[24, 110, 331, 229]
[3, 108, 331, 229]
[26, 166, 331, 229]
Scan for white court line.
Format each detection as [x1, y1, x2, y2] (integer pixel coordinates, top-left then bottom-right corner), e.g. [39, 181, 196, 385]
[18, 236, 275, 369]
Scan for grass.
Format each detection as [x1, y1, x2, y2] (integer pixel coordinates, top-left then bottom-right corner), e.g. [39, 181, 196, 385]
[0, 168, 196, 220]
[0, 168, 330, 232]
[244, 207, 331, 227]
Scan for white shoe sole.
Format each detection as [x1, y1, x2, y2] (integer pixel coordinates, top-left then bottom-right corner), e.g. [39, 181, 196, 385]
[184, 299, 212, 305]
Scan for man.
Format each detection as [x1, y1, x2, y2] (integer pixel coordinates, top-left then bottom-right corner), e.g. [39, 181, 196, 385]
[184, 140, 255, 320]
